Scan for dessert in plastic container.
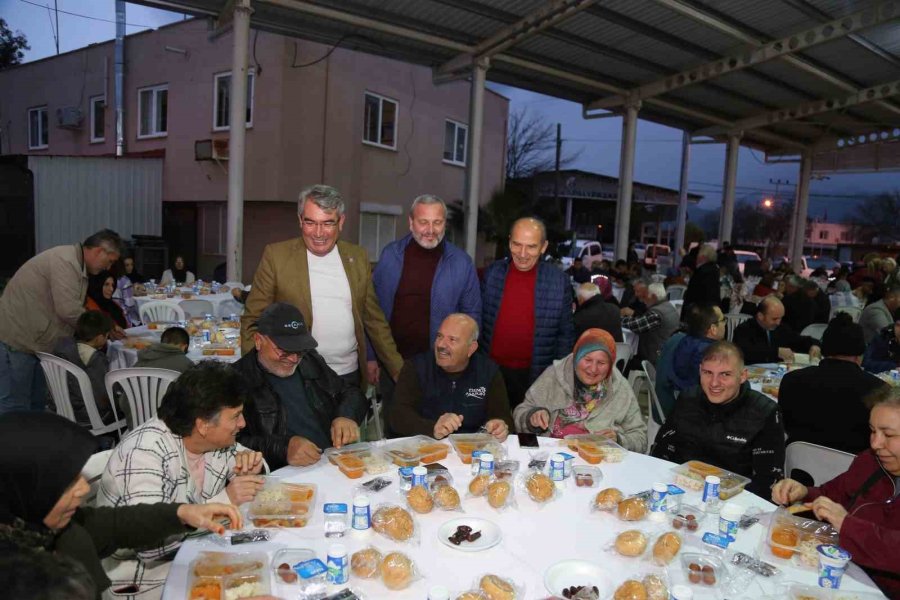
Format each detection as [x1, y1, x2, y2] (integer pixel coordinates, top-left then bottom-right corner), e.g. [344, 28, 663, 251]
[188, 552, 268, 599]
[765, 507, 838, 566]
[247, 480, 316, 528]
[669, 461, 750, 499]
[383, 435, 448, 466]
[448, 433, 496, 464]
[572, 465, 602, 488]
[679, 553, 724, 588]
[271, 548, 329, 597]
[669, 504, 704, 533]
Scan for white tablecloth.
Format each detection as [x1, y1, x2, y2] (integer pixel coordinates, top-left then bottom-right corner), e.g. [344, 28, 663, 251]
[108, 326, 241, 370]
[135, 292, 240, 317]
[160, 437, 883, 600]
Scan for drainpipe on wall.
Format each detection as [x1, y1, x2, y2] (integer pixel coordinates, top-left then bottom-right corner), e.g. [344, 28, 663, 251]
[115, 0, 126, 157]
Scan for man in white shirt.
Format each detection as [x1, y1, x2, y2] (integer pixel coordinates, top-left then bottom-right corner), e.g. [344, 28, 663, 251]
[241, 185, 403, 388]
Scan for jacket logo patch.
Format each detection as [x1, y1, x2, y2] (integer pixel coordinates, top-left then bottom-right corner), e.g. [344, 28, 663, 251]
[466, 387, 486, 400]
[725, 434, 748, 444]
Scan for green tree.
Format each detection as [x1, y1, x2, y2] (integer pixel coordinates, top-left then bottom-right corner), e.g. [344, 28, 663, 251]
[0, 19, 30, 69]
[683, 222, 705, 249]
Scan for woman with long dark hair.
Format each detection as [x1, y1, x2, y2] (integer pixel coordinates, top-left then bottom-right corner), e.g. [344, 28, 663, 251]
[85, 271, 127, 330]
[159, 255, 195, 287]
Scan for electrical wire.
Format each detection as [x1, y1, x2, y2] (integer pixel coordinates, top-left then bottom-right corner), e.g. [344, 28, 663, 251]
[18, 0, 156, 28]
[252, 28, 262, 77]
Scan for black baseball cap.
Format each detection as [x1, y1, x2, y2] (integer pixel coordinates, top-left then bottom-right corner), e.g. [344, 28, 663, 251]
[256, 303, 318, 352]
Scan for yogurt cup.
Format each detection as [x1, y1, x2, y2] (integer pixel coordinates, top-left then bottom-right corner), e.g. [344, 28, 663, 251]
[718, 502, 743, 541]
[817, 544, 851, 589]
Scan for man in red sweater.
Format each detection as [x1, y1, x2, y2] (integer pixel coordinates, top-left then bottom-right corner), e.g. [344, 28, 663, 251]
[481, 218, 574, 409]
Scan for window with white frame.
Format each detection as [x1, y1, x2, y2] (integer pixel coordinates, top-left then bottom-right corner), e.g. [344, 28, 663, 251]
[138, 84, 168, 138]
[28, 106, 49, 149]
[359, 203, 401, 259]
[443, 119, 468, 165]
[213, 71, 255, 131]
[90, 95, 105, 143]
[363, 92, 397, 149]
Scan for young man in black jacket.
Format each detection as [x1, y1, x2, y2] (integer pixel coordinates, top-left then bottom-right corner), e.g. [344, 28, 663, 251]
[232, 303, 368, 469]
[651, 341, 786, 496]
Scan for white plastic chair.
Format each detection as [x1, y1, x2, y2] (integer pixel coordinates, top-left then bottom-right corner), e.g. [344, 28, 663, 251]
[139, 301, 185, 324]
[800, 323, 828, 341]
[725, 313, 752, 342]
[642, 360, 666, 454]
[831, 305, 862, 323]
[364, 384, 385, 441]
[785, 441, 855, 486]
[36, 352, 126, 439]
[224, 281, 245, 291]
[216, 298, 245, 319]
[667, 285, 687, 301]
[179, 299, 215, 319]
[615, 342, 632, 373]
[105, 368, 181, 429]
[82, 449, 112, 507]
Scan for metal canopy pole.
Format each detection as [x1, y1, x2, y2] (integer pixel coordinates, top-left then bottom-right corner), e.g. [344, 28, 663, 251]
[791, 150, 813, 272]
[464, 57, 489, 259]
[614, 101, 640, 260]
[226, 0, 252, 282]
[674, 130, 690, 255]
[718, 132, 741, 243]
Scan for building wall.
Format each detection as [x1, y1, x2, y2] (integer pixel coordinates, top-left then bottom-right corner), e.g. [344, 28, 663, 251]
[0, 19, 509, 280]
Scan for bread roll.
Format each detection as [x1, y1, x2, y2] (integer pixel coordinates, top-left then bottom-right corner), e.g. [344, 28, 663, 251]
[406, 485, 434, 514]
[617, 497, 648, 521]
[372, 506, 415, 541]
[525, 472, 554, 502]
[350, 548, 382, 579]
[614, 579, 648, 600]
[642, 575, 667, 600]
[434, 485, 461, 510]
[614, 530, 648, 557]
[479, 574, 515, 600]
[487, 481, 511, 509]
[469, 474, 490, 496]
[381, 552, 414, 590]
[594, 487, 624, 511]
[652, 531, 681, 565]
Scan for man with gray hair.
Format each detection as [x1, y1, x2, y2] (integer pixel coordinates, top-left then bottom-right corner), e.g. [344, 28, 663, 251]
[573, 282, 623, 342]
[370, 194, 481, 393]
[681, 243, 721, 317]
[389, 313, 512, 441]
[242, 185, 403, 388]
[620, 281, 679, 366]
[860, 285, 900, 344]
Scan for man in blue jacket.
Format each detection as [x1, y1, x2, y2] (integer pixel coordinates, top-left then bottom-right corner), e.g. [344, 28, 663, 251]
[481, 217, 574, 409]
[370, 195, 482, 413]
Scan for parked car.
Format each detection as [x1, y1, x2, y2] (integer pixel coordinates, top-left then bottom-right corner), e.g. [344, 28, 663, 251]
[733, 250, 762, 275]
[632, 243, 646, 260]
[558, 239, 606, 270]
[801, 255, 840, 278]
[643, 244, 671, 270]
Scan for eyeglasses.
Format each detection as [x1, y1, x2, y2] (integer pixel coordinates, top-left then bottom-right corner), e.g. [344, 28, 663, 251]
[266, 337, 303, 360]
[301, 218, 339, 231]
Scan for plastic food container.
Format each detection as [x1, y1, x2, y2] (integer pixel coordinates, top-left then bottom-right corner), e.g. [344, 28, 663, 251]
[383, 435, 448, 466]
[324, 444, 389, 478]
[787, 584, 885, 600]
[448, 433, 495, 464]
[271, 549, 325, 587]
[188, 552, 269, 600]
[669, 461, 750, 499]
[564, 434, 628, 463]
[669, 504, 704, 533]
[765, 507, 838, 567]
[247, 480, 317, 528]
[680, 553, 724, 588]
[572, 465, 602, 488]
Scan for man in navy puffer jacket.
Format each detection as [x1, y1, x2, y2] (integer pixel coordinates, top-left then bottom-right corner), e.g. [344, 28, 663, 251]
[481, 217, 574, 409]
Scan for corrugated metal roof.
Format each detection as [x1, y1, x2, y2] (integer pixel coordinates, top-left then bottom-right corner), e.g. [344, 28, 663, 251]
[129, 0, 900, 160]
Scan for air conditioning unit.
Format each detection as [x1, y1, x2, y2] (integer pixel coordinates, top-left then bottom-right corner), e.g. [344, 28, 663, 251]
[212, 138, 229, 160]
[56, 106, 84, 129]
[194, 138, 230, 162]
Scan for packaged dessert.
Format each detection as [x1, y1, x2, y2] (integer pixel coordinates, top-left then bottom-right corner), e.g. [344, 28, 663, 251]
[247, 480, 317, 528]
[670, 461, 750, 499]
[371, 504, 418, 544]
[472, 573, 523, 600]
[764, 507, 838, 568]
[563, 433, 629, 463]
[271, 548, 328, 598]
[380, 551, 421, 591]
[427, 468, 455, 490]
[494, 460, 520, 481]
[572, 465, 602, 489]
[680, 553, 724, 588]
[522, 470, 558, 504]
[591, 487, 624, 512]
[383, 435, 449, 466]
[188, 552, 269, 600]
[449, 433, 505, 464]
[669, 504, 704, 533]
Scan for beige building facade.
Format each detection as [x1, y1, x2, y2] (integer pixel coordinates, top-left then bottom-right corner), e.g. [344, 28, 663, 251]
[0, 18, 508, 280]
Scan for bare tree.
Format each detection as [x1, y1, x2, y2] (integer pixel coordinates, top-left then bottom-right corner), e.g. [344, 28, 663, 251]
[505, 107, 581, 179]
[847, 191, 900, 243]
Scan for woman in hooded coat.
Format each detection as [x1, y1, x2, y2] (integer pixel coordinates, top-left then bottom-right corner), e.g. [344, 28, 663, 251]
[0, 412, 241, 597]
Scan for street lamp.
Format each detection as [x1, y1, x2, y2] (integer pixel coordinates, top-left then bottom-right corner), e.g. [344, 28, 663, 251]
[762, 197, 774, 209]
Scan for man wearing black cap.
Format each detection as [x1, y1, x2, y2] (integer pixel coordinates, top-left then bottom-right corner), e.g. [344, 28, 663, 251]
[779, 313, 889, 454]
[232, 302, 368, 469]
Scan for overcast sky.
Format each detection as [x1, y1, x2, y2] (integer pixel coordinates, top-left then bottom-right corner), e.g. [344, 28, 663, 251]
[4, 0, 896, 221]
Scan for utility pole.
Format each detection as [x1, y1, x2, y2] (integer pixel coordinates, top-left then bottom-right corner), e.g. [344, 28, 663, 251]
[554, 123, 561, 203]
[54, 0, 60, 55]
